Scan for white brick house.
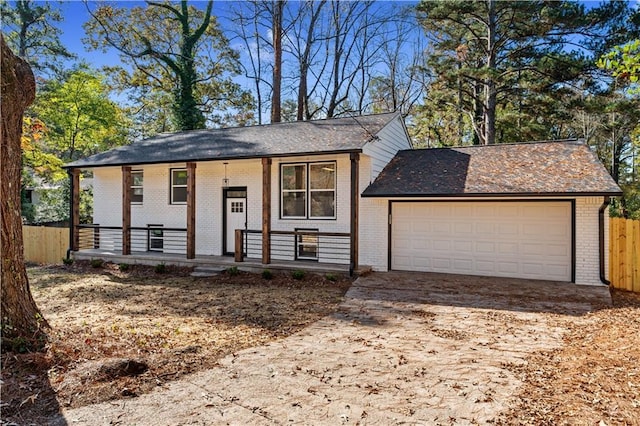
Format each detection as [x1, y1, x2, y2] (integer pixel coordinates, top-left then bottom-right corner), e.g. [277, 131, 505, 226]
[66, 113, 621, 285]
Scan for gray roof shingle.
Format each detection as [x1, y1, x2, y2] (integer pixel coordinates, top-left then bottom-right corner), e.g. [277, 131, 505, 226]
[362, 140, 622, 197]
[66, 113, 398, 168]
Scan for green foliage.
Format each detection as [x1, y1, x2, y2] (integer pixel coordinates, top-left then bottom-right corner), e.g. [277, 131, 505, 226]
[90, 258, 104, 268]
[416, 0, 633, 145]
[155, 263, 167, 274]
[118, 263, 130, 272]
[226, 266, 240, 276]
[325, 273, 337, 282]
[598, 40, 640, 92]
[83, 1, 253, 131]
[262, 269, 273, 280]
[62, 258, 74, 266]
[291, 270, 305, 280]
[32, 68, 129, 162]
[0, 0, 76, 78]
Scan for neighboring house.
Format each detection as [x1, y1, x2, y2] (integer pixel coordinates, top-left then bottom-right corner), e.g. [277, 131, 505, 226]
[22, 174, 93, 225]
[65, 113, 621, 285]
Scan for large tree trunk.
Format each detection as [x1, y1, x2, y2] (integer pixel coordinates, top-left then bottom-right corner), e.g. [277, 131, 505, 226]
[1, 35, 48, 351]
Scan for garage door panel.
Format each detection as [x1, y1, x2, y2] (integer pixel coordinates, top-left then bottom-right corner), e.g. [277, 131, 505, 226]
[391, 201, 571, 282]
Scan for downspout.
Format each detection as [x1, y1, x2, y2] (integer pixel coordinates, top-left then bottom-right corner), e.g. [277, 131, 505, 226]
[66, 168, 74, 260]
[599, 196, 611, 285]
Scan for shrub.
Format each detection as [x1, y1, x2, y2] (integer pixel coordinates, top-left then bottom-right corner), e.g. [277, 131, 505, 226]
[325, 273, 337, 282]
[118, 263, 130, 272]
[292, 269, 305, 280]
[262, 269, 273, 280]
[90, 258, 104, 268]
[226, 266, 240, 276]
[155, 262, 166, 274]
[62, 257, 74, 266]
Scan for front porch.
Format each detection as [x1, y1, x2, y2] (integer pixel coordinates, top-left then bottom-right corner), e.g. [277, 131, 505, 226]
[73, 249, 351, 275]
[72, 224, 353, 275]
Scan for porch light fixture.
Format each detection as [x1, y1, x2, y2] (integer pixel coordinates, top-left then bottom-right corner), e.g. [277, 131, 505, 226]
[223, 162, 229, 188]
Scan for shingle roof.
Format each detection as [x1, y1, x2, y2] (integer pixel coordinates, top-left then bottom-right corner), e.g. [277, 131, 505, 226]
[362, 140, 622, 197]
[65, 113, 399, 168]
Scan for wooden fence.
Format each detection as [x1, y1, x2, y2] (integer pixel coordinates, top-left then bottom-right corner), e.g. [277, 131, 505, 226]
[23, 226, 69, 264]
[609, 217, 640, 292]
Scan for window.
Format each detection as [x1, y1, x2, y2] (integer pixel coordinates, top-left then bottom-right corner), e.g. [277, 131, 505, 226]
[24, 189, 33, 204]
[131, 171, 143, 204]
[148, 225, 163, 252]
[281, 162, 335, 219]
[296, 228, 318, 260]
[231, 201, 244, 213]
[171, 169, 188, 204]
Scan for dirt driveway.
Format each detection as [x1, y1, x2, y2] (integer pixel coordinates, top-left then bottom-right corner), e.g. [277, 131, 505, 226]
[52, 272, 610, 425]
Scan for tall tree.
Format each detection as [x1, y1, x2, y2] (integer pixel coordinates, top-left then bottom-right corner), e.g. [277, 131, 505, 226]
[84, 0, 250, 131]
[1, 35, 48, 351]
[0, 0, 75, 79]
[417, 0, 632, 145]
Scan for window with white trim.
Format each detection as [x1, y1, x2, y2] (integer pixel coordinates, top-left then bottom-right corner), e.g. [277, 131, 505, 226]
[296, 228, 318, 260]
[281, 162, 335, 219]
[171, 169, 187, 204]
[131, 171, 143, 204]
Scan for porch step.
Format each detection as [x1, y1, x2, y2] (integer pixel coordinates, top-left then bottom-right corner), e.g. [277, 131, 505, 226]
[191, 266, 226, 278]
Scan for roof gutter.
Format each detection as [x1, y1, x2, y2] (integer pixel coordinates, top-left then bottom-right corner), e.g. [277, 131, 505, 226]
[599, 196, 611, 285]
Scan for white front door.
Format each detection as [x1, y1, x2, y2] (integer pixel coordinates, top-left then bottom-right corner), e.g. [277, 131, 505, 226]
[226, 198, 246, 254]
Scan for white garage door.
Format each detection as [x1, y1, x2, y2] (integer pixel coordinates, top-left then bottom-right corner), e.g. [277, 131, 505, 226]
[391, 201, 572, 281]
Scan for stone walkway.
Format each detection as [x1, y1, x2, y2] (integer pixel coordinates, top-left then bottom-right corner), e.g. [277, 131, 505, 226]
[53, 272, 610, 425]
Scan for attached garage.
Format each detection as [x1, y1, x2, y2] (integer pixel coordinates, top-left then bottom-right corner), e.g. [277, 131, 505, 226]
[390, 201, 572, 281]
[361, 141, 623, 285]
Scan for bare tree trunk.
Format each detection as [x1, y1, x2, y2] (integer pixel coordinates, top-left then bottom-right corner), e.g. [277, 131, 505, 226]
[270, 0, 283, 123]
[483, 0, 497, 145]
[1, 35, 49, 351]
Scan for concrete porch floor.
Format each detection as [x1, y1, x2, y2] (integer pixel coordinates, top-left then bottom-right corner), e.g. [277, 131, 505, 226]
[72, 249, 352, 275]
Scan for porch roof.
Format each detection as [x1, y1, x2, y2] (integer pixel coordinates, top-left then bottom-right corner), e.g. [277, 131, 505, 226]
[65, 113, 398, 169]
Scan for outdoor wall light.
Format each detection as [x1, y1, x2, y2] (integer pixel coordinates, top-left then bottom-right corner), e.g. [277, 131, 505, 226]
[223, 162, 229, 188]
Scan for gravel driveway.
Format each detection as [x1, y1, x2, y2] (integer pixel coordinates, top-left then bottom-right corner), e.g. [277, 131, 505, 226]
[53, 272, 610, 425]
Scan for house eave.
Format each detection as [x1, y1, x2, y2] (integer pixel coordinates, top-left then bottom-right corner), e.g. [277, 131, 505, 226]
[63, 148, 364, 170]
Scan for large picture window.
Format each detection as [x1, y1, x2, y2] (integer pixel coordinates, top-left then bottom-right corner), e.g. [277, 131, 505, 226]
[281, 162, 335, 219]
[131, 171, 143, 204]
[171, 169, 188, 204]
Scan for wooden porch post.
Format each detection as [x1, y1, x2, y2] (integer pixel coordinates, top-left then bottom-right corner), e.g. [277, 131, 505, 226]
[69, 168, 80, 251]
[350, 152, 360, 275]
[186, 162, 196, 259]
[262, 157, 272, 264]
[122, 166, 131, 255]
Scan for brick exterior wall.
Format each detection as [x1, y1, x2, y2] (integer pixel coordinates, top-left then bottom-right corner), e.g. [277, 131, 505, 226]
[358, 196, 608, 285]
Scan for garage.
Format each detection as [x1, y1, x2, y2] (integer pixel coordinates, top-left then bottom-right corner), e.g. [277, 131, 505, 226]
[390, 201, 573, 281]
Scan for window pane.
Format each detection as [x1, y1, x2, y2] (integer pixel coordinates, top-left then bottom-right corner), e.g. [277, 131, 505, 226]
[131, 188, 143, 203]
[132, 172, 143, 186]
[282, 192, 306, 217]
[310, 164, 335, 190]
[282, 165, 306, 190]
[173, 170, 188, 186]
[310, 191, 335, 218]
[173, 187, 187, 203]
[297, 232, 318, 259]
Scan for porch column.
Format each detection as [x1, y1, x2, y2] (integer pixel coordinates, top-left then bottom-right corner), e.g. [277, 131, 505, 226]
[69, 168, 80, 251]
[186, 162, 196, 259]
[350, 152, 360, 274]
[262, 157, 272, 264]
[122, 166, 131, 255]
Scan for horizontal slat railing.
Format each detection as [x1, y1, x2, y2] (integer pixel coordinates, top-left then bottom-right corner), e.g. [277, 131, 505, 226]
[76, 224, 187, 255]
[238, 229, 351, 265]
